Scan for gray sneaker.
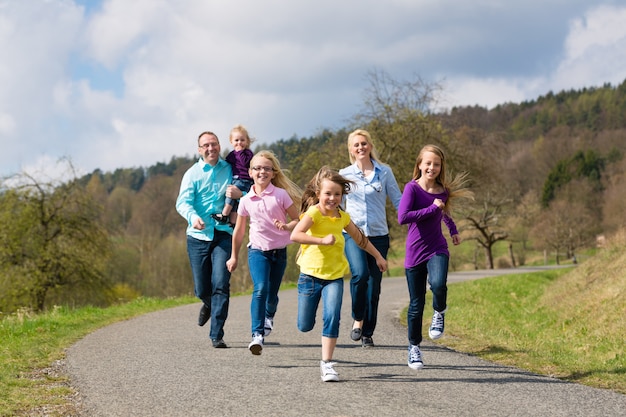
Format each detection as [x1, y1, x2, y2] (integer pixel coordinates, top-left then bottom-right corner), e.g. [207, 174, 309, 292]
[264, 317, 274, 337]
[408, 344, 424, 370]
[429, 310, 445, 340]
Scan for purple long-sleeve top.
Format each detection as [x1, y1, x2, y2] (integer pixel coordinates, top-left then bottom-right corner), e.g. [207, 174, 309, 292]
[226, 149, 253, 180]
[398, 180, 458, 268]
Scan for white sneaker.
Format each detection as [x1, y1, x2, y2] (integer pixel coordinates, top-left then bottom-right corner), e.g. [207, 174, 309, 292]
[408, 344, 424, 370]
[429, 310, 445, 340]
[248, 334, 264, 355]
[264, 317, 274, 337]
[320, 361, 339, 382]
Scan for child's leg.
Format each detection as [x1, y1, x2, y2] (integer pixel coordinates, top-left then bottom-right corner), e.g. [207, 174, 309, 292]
[297, 274, 321, 333]
[320, 278, 343, 360]
[321, 336, 337, 362]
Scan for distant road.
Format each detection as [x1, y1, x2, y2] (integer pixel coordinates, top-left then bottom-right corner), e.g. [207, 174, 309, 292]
[66, 265, 625, 416]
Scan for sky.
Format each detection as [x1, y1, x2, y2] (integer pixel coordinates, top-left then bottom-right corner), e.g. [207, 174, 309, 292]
[1, 0, 626, 180]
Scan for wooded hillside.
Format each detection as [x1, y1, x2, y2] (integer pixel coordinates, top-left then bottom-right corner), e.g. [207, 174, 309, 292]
[2, 71, 624, 314]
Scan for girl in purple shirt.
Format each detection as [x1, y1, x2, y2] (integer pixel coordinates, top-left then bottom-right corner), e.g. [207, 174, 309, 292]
[398, 144, 472, 370]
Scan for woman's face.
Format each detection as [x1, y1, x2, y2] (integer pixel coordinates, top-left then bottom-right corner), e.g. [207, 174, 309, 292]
[350, 135, 371, 162]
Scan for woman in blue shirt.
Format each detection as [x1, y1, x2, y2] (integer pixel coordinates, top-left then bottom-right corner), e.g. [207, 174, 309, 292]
[339, 129, 402, 347]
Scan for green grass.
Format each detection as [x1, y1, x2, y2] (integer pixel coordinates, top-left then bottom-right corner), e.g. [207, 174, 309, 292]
[0, 296, 197, 416]
[412, 265, 625, 394]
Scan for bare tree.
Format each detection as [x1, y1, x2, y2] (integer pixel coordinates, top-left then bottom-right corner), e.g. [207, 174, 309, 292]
[0, 168, 111, 312]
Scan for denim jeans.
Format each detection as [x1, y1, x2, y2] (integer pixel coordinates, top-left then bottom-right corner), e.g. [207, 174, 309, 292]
[344, 233, 389, 338]
[186, 232, 232, 341]
[224, 177, 253, 207]
[297, 273, 344, 338]
[248, 247, 287, 335]
[405, 253, 449, 345]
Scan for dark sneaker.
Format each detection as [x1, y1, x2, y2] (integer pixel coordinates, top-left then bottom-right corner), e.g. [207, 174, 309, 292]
[264, 317, 274, 337]
[248, 334, 264, 355]
[408, 344, 424, 370]
[320, 361, 339, 382]
[428, 310, 445, 340]
[362, 336, 374, 348]
[211, 214, 229, 224]
[211, 339, 227, 348]
[198, 304, 210, 327]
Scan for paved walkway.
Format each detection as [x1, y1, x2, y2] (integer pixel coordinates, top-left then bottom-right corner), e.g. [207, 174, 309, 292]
[66, 267, 625, 416]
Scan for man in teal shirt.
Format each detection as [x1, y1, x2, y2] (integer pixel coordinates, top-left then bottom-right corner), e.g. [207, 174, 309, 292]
[176, 131, 242, 348]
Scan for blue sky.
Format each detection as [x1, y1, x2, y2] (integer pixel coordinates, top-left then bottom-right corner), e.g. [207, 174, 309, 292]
[1, 0, 626, 180]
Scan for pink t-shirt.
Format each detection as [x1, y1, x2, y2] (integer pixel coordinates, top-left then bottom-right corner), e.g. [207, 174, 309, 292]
[237, 183, 295, 251]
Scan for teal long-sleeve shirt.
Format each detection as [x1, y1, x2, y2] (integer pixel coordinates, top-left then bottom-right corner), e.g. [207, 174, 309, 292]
[176, 157, 233, 241]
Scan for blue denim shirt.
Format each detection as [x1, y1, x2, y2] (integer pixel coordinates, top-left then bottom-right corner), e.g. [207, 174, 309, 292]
[339, 160, 402, 236]
[176, 157, 233, 241]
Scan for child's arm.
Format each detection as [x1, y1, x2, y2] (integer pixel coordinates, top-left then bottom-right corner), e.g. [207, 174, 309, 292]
[274, 204, 300, 232]
[443, 213, 461, 245]
[290, 214, 335, 246]
[226, 215, 248, 272]
[344, 221, 388, 272]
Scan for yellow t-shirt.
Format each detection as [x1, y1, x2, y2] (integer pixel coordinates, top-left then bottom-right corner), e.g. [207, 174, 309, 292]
[296, 205, 351, 280]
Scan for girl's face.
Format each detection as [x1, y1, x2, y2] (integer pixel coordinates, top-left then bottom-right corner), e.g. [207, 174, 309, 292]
[230, 131, 249, 152]
[317, 179, 343, 214]
[350, 134, 371, 162]
[418, 151, 442, 181]
[249, 157, 275, 189]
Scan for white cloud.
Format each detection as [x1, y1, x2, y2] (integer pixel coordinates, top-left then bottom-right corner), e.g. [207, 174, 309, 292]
[552, 4, 626, 91]
[2, 0, 626, 181]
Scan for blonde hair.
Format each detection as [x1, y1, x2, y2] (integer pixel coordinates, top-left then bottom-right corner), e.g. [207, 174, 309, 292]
[347, 129, 381, 164]
[250, 150, 302, 209]
[300, 166, 354, 213]
[412, 144, 474, 214]
[229, 124, 255, 148]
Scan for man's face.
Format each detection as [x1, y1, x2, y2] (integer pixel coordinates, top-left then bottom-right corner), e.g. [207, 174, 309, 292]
[198, 133, 220, 165]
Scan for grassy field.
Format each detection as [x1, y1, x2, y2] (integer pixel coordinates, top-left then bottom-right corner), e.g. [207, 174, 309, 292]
[1, 233, 625, 415]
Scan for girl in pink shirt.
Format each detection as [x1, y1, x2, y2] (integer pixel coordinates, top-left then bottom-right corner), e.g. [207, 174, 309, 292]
[227, 150, 302, 355]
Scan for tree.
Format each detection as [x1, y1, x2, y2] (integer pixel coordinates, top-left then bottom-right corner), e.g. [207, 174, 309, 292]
[0, 170, 111, 312]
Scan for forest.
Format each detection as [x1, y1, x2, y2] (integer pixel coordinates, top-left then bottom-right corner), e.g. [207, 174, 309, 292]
[1, 70, 624, 315]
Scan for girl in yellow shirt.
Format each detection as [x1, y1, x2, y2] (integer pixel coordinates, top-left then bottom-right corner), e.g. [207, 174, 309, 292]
[290, 166, 387, 382]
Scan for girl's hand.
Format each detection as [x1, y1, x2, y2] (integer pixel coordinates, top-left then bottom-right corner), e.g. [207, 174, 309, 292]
[320, 234, 335, 245]
[226, 257, 237, 272]
[433, 198, 445, 209]
[451, 234, 461, 245]
[274, 219, 288, 231]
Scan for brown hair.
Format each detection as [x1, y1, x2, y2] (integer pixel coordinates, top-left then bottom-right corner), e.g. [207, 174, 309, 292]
[300, 166, 354, 213]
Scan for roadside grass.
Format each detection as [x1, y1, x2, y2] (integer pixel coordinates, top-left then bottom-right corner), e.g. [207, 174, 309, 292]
[408, 240, 626, 394]
[0, 296, 197, 416]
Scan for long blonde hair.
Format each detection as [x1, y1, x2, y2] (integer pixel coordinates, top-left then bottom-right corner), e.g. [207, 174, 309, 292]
[300, 166, 354, 213]
[250, 150, 302, 208]
[412, 144, 474, 213]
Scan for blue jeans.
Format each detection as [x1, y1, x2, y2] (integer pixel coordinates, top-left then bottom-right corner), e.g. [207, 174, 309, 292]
[297, 274, 344, 338]
[224, 177, 253, 207]
[405, 253, 449, 345]
[248, 247, 287, 336]
[344, 233, 389, 338]
[186, 232, 232, 341]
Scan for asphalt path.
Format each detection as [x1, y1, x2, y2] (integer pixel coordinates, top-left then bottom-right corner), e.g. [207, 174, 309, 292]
[65, 266, 626, 416]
